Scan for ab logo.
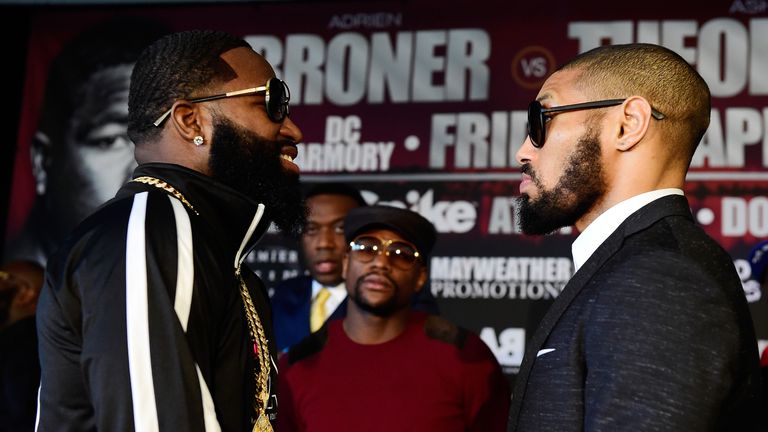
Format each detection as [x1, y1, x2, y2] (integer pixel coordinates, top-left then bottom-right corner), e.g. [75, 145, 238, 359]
[479, 327, 525, 368]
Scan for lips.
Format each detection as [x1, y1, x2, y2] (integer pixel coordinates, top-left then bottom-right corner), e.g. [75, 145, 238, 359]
[280, 143, 300, 173]
[281, 143, 298, 160]
[313, 260, 338, 275]
[360, 274, 393, 292]
[519, 173, 532, 195]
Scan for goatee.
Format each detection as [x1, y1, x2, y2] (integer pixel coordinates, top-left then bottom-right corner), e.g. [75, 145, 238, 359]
[208, 116, 307, 236]
[517, 126, 606, 235]
[351, 272, 401, 317]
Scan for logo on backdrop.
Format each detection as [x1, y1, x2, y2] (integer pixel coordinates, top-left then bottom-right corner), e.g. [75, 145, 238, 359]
[511, 46, 556, 90]
[730, 0, 768, 14]
[734, 258, 763, 303]
[430, 256, 572, 300]
[480, 327, 525, 374]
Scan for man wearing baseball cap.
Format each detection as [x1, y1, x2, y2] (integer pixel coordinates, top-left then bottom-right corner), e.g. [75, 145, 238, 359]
[277, 205, 510, 431]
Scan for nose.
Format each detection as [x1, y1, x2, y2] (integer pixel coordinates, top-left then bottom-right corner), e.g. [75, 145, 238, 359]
[516, 135, 535, 165]
[316, 227, 336, 250]
[369, 249, 391, 270]
[280, 116, 303, 143]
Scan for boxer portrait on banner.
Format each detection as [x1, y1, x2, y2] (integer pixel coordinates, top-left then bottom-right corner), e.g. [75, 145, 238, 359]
[5, 18, 168, 266]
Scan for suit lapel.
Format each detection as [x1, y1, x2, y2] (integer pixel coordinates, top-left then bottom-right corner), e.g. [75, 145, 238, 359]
[507, 195, 693, 430]
[507, 231, 622, 429]
[298, 277, 313, 331]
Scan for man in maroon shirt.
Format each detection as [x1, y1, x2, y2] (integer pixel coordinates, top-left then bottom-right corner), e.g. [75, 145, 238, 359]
[277, 205, 510, 431]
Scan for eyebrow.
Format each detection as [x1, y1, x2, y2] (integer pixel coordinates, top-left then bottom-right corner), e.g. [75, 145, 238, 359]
[536, 93, 553, 104]
[307, 216, 346, 226]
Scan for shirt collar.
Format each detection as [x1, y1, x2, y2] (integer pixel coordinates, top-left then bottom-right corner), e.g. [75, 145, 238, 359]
[311, 278, 346, 298]
[124, 163, 272, 268]
[571, 188, 684, 272]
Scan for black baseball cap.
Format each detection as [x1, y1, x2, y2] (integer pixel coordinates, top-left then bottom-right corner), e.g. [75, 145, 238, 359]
[343, 205, 437, 256]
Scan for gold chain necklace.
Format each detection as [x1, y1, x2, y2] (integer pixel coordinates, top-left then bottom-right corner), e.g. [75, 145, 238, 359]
[131, 175, 272, 431]
[132, 176, 199, 215]
[236, 268, 273, 432]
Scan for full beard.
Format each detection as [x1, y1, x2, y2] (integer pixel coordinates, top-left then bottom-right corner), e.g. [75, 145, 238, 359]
[350, 271, 402, 317]
[517, 126, 607, 235]
[208, 116, 307, 236]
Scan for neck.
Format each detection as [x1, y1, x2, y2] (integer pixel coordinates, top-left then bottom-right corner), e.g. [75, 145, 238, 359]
[576, 150, 686, 232]
[343, 303, 409, 345]
[135, 139, 211, 176]
[316, 278, 343, 288]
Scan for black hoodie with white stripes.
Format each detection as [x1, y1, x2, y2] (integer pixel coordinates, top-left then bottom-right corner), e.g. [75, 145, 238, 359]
[37, 163, 277, 432]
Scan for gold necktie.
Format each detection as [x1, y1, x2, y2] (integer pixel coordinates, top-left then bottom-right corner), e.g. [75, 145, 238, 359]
[310, 287, 332, 332]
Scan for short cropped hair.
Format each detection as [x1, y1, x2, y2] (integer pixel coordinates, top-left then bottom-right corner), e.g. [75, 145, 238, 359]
[560, 43, 711, 165]
[127, 30, 250, 144]
[305, 183, 367, 207]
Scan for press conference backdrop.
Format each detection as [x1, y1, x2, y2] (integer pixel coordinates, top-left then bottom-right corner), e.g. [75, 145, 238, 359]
[5, 0, 767, 383]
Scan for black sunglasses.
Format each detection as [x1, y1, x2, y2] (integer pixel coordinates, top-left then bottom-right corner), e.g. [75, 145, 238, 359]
[153, 77, 291, 127]
[348, 236, 422, 270]
[527, 98, 666, 148]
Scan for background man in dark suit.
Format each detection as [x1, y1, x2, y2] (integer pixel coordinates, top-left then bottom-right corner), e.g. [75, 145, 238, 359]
[508, 43, 763, 431]
[271, 183, 440, 352]
[271, 183, 367, 352]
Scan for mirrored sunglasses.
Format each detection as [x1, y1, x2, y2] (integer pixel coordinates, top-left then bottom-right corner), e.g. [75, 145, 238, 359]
[349, 236, 422, 270]
[153, 77, 291, 126]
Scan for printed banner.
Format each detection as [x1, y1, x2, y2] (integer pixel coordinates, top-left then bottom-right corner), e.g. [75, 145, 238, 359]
[4, 0, 768, 381]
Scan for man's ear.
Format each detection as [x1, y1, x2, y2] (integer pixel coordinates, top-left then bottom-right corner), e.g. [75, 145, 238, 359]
[31, 131, 52, 196]
[615, 96, 654, 152]
[414, 265, 427, 293]
[169, 100, 208, 145]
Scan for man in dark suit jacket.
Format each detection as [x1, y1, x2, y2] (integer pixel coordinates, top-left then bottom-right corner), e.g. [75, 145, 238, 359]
[271, 274, 349, 353]
[272, 184, 439, 352]
[271, 183, 366, 352]
[508, 43, 763, 431]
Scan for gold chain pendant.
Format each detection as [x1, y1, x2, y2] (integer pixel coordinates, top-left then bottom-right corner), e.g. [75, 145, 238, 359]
[252, 414, 274, 432]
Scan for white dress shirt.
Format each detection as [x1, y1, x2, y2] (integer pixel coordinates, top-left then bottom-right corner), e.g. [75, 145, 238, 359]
[311, 279, 347, 319]
[571, 188, 684, 272]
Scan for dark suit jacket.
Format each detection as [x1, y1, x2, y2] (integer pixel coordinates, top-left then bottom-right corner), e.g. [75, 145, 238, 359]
[508, 195, 763, 431]
[271, 276, 347, 353]
[271, 275, 441, 353]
